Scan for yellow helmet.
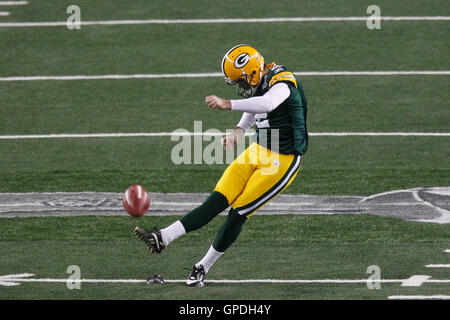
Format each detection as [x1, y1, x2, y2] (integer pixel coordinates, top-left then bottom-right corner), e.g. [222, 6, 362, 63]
[221, 44, 265, 97]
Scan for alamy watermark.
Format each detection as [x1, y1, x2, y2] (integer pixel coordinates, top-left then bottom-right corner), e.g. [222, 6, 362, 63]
[170, 121, 280, 174]
[66, 265, 81, 289]
[366, 265, 381, 289]
[66, 5, 81, 30]
[367, 5, 381, 30]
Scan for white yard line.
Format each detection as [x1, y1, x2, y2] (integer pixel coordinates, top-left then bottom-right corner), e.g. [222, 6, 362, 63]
[1, 71, 449, 82]
[0, 1, 28, 5]
[445, 249, 450, 253]
[401, 275, 431, 287]
[426, 264, 450, 268]
[298, 71, 450, 76]
[0, 73, 222, 81]
[309, 132, 450, 136]
[0, 16, 449, 27]
[1, 276, 449, 285]
[0, 132, 448, 140]
[0, 277, 419, 284]
[388, 295, 450, 300]
[0, 11, 10, 16]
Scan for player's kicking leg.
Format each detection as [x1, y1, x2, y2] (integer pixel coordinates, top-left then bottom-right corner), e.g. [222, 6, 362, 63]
[187, 144, 302, 286]
[134, 191, 229, 254]
[134, 226, 165, 254]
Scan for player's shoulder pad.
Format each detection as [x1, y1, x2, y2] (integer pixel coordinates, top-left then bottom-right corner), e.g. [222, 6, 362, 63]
[268, 65, 298, 88]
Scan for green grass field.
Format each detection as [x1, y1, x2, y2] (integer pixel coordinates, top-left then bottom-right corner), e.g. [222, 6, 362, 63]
[0, 0, 449, 301]
[1, 215, 449, 299]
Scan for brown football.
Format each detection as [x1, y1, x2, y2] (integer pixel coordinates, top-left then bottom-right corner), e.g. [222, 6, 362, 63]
[122, 184, 150, 217]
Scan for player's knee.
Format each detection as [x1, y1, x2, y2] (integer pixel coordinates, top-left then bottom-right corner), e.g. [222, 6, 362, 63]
[227, 208, 247, 225]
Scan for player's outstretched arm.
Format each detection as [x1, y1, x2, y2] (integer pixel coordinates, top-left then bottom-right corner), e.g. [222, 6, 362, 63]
[206, 83, 289, 113]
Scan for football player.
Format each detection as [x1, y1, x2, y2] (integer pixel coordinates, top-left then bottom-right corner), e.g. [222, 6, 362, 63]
[135, 44, 308, 287]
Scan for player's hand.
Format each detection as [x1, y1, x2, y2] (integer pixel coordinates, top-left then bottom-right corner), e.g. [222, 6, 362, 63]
[221, 135, 236, 150]
[221, 127, 244, 150]
[205, 95, 231, 110]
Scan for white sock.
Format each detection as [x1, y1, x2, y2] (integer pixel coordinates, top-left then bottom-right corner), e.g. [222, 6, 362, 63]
[196, 245, 223, 274]
[160, 220, 186, 246]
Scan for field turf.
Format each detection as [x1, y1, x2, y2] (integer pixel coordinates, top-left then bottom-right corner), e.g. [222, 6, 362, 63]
[0, 0, 448, 301]
[1, 215, 449, 300]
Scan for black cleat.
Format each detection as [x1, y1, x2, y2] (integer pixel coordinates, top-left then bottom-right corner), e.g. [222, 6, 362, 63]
[134, 226, 165, 254]
[186, 264, 206, 287]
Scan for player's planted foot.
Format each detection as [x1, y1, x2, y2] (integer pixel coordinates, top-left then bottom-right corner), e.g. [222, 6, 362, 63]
[134, 226, 165, 254]
[186, 264, 206, 287]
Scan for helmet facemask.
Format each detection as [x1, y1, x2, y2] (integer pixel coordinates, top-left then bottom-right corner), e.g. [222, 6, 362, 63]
[222, 44, 265, 98]
[235, 73, 258, 98]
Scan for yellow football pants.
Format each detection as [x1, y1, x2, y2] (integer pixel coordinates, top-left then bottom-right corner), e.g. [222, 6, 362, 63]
[214, 143, 302, 218]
